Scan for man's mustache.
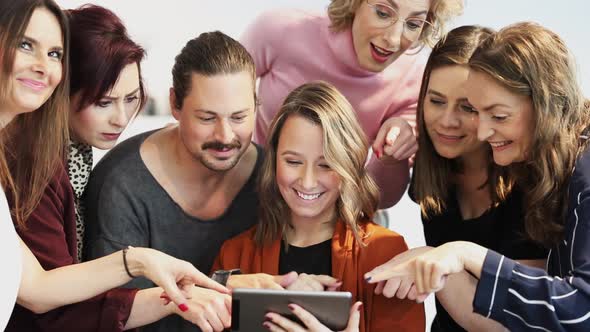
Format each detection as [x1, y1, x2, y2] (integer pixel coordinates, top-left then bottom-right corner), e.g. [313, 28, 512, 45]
[202, 140, 241, 150]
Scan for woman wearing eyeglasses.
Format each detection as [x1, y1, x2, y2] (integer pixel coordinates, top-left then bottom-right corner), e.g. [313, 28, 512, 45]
[242, 0, 464, 209]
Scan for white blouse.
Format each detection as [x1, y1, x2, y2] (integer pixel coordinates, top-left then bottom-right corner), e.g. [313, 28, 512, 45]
[0, 186, 22, 330]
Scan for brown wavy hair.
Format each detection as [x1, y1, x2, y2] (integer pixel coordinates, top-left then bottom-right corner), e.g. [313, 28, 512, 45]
[469, 22, 590, 247]
[327, 0, 464, 47]
[412, 25, 515, 218]
[0, 0, 70, 228]
[255, 81, 379, 246]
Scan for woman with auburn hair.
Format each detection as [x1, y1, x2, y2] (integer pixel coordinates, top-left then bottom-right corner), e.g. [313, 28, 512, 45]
[0, 1, 229, 331]
[409, 25, 546, 332]
[366, 22, 590, 331]
[242, 0, 464, 210]
[213, 81, 425, 332]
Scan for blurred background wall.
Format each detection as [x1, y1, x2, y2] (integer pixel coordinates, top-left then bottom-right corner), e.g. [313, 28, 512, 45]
[57, 0, 588, 115]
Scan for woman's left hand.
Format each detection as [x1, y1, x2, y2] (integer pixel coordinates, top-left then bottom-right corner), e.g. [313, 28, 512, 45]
[263, 302, 362, 332]
[372, 117, 417, 162]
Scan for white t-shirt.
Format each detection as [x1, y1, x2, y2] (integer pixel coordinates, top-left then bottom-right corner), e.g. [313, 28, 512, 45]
[0, 187, 22, 330]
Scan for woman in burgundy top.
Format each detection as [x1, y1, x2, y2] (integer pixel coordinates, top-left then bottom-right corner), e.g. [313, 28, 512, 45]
[5, 3, 231, 332]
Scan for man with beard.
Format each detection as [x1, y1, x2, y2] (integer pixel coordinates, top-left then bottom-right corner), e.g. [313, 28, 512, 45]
[84, 31, 292, 332]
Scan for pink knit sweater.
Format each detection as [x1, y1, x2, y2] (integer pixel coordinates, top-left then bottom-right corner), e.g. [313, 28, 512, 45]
[242, 9, 428, 207]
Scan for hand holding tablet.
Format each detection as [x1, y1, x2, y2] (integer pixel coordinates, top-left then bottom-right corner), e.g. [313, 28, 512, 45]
[264, 302, 363, 332]
[231, 288, 359, 331]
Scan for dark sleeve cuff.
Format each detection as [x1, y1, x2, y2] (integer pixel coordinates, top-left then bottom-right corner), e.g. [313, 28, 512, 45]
[473, 250, 516, 322]
[101, 287, 140, 331]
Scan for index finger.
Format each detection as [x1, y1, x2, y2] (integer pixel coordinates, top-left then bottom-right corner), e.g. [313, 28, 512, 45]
[364, 261, 413, 283]
[313, 274, 340, 286]
[188, 268, 230, 294]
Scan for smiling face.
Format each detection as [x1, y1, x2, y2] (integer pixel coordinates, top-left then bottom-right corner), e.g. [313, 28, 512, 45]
[466, 70, 534, 166]
[7, 7, 63, 115]
[423, 65, 484, 160]
[276, 115, 341, 225]
[172, 71, 255, 172]
[69, 63, 140, 149]
[351, 0, 430, 72]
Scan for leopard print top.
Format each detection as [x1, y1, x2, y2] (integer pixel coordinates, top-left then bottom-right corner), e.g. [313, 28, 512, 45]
[67, 140, 93, 262]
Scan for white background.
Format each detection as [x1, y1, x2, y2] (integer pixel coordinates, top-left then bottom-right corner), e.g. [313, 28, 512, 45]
[45, 1, 590, 330]
[56, 0, 589, 114]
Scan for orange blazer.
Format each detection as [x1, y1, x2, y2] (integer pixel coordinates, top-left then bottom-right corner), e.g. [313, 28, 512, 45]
[213, 221, 425, 332]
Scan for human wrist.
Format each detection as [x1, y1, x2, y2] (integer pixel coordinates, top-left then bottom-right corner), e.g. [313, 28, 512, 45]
[142, 287, 176, 316]
[453, 241, 486, 279]
[124, 246, 149, 278]
[371, 152, 409, 168]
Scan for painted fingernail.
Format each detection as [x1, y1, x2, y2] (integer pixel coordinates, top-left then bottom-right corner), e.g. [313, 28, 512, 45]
[178, 303, 189, 312]
[263, 322, 271, 330]
[358, 303, 363, 312]
[365, 276, 372, 282]
[288, 304, 296, 311]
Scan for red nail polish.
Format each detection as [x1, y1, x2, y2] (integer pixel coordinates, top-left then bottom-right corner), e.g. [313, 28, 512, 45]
[288, 304, 296, 311]
[178, 303, 189, 312]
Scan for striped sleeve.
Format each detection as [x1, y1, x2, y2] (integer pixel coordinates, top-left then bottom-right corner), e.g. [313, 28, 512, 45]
[473, 193, 590, 331]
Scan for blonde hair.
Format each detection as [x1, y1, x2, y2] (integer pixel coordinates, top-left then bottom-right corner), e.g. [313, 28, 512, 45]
[0, 0, 70, 229]
[412, 25, 514, 218]
[327, 0, 464, 47]
[255, 81, 379, 246]
[469, 22, 590, 247]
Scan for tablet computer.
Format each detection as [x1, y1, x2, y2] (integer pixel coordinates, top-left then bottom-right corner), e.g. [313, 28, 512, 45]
[231, 288, 352, 331]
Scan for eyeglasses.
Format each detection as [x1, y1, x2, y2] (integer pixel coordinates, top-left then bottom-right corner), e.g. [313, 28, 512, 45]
[365, 0, 436, 42]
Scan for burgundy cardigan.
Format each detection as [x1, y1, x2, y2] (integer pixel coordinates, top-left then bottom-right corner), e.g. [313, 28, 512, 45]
[6, 162, 139, 332]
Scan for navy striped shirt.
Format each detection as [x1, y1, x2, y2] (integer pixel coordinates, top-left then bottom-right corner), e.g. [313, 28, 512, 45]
[473, 147, 590, 331]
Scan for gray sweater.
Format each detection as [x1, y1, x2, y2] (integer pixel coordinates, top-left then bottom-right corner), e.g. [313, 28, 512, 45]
[83, 129, 262, 332]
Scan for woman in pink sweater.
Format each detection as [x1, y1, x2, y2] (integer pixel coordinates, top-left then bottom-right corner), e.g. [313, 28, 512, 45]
[242, 0, 464, 207]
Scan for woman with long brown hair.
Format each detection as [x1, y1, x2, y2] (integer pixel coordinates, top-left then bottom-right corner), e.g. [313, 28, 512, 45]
[0, 1, 228, 329]
[366, 22, 590, 331]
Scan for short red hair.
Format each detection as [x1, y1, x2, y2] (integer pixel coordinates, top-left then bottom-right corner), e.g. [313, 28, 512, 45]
[67, 4, 147, 112]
